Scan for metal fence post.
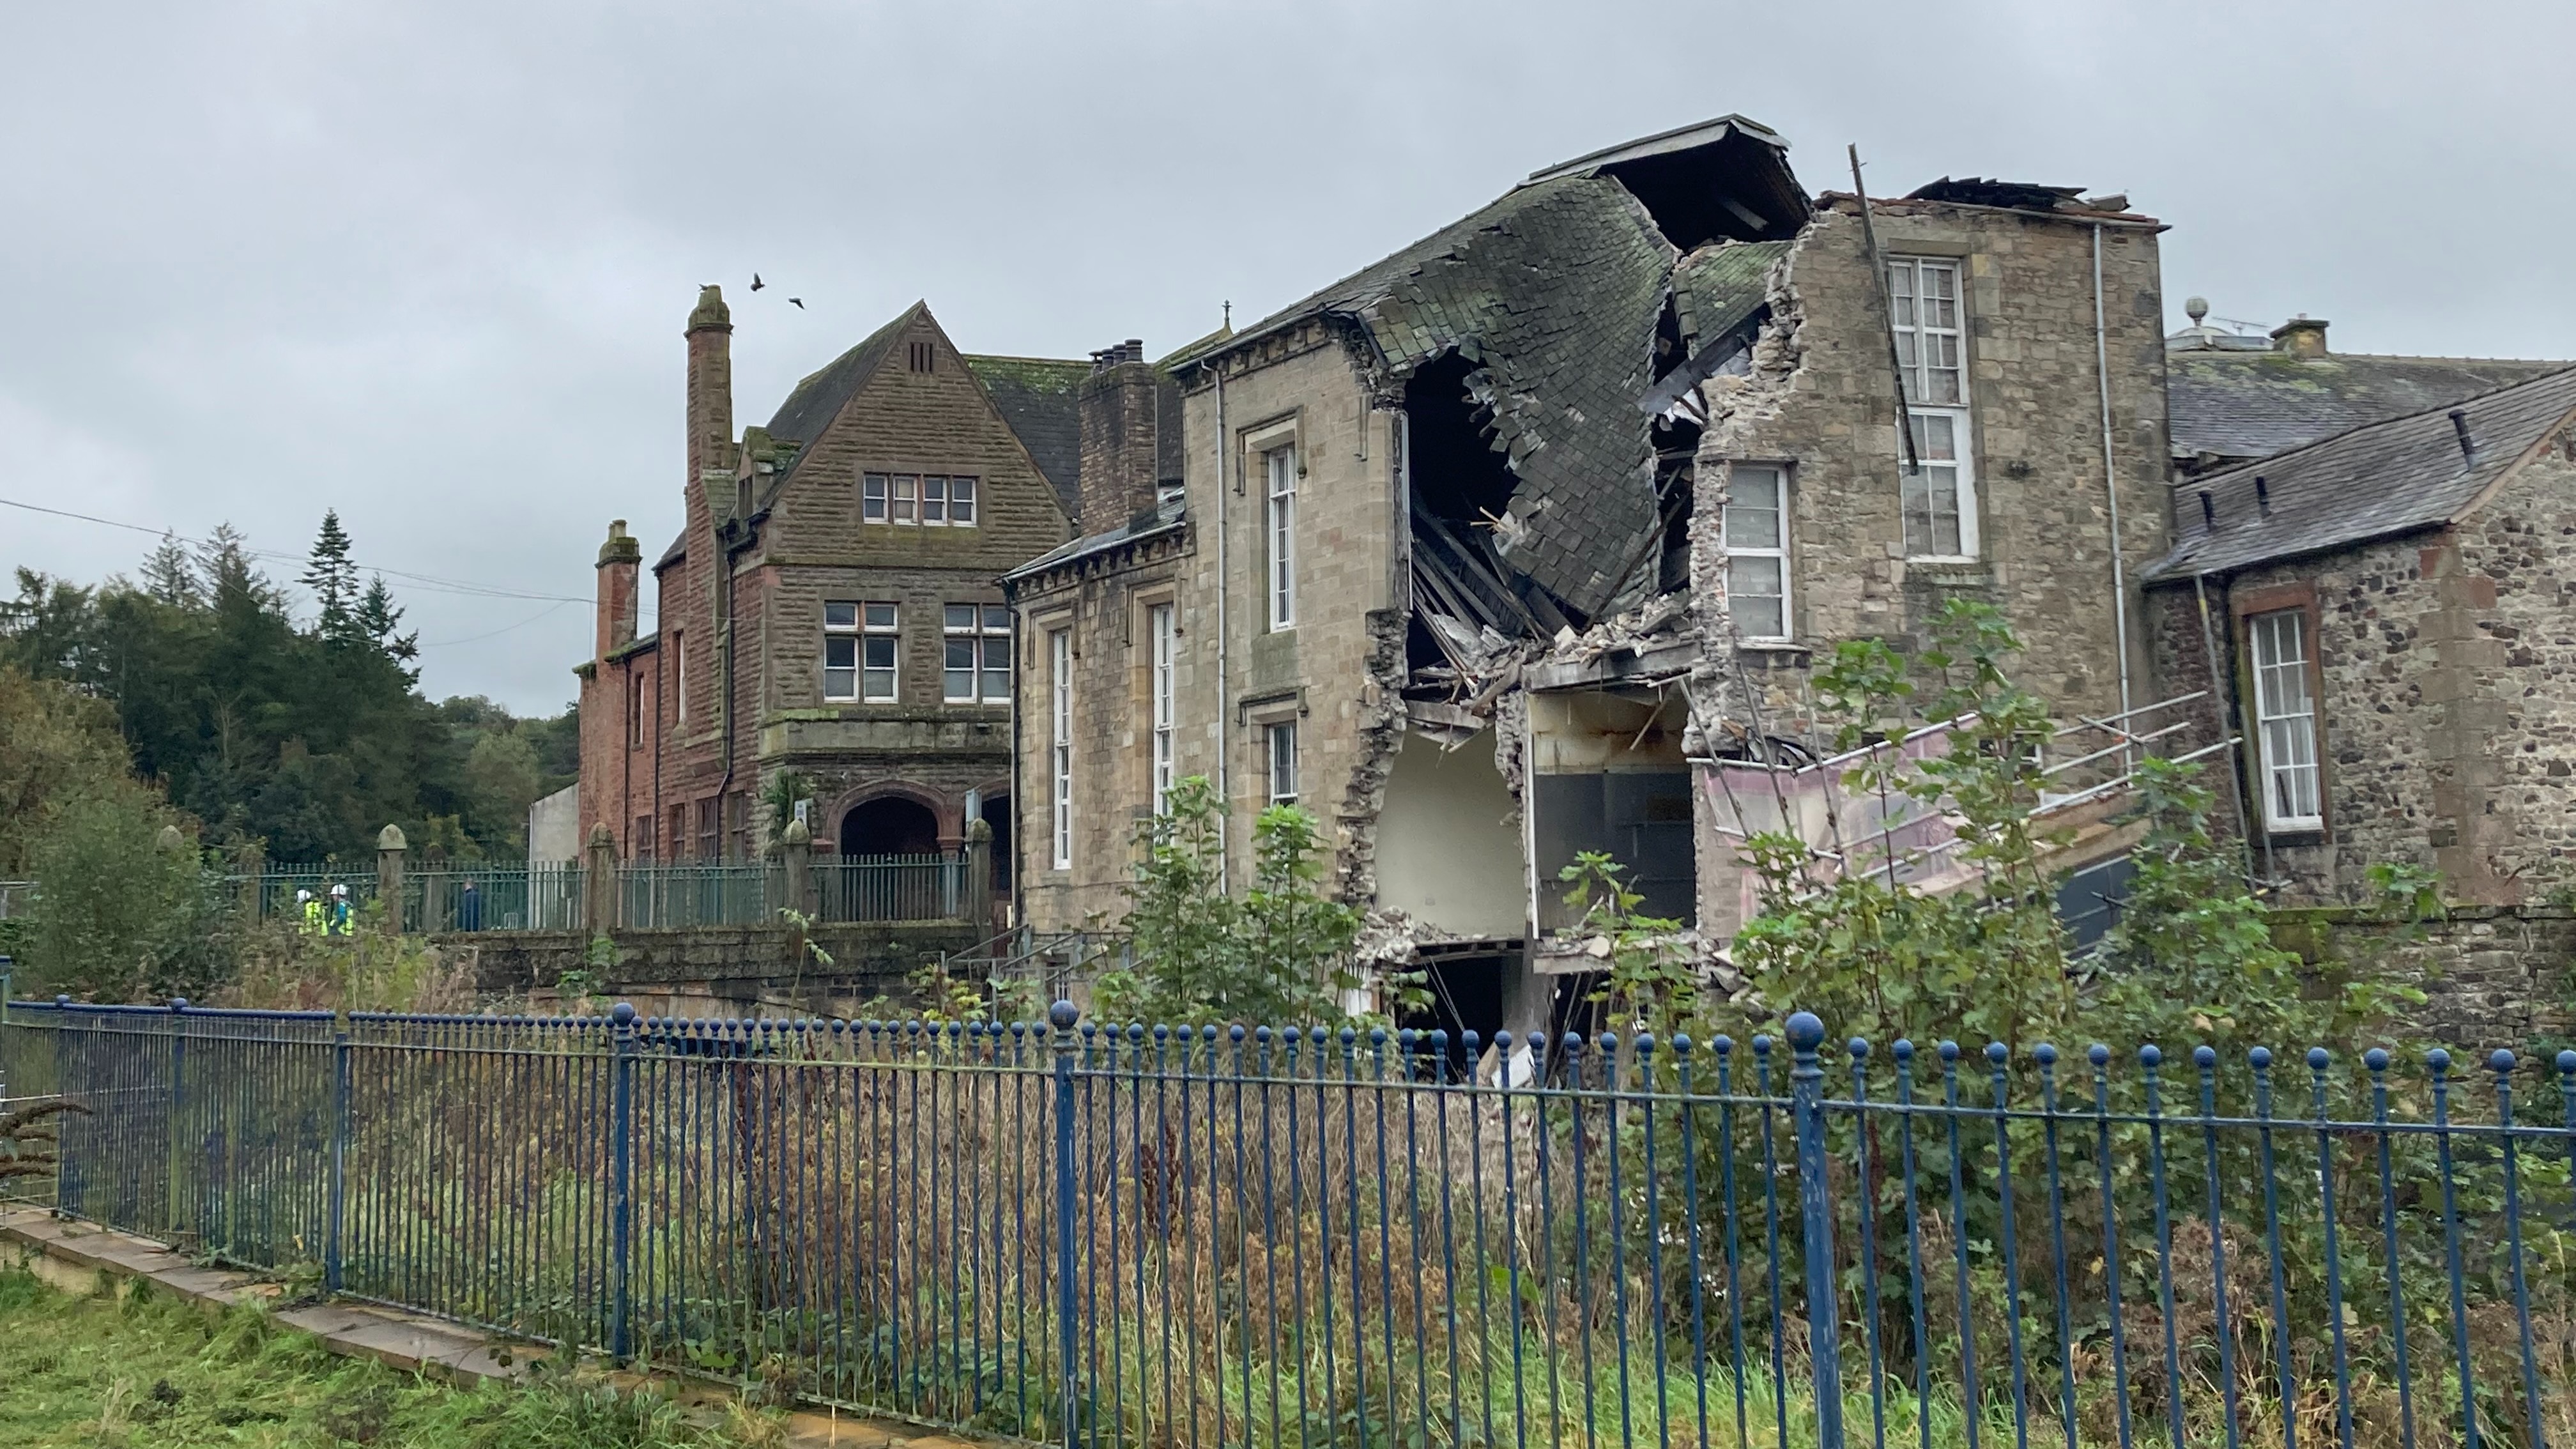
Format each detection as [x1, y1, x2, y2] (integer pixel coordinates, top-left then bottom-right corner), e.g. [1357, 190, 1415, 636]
[608, 1000, 637, 1360]
[0, 955, 12, 1103]
[167, 997, 188, 1239]
[1787, 1011, 1846, 1448]
[1050, 998, 1082, 1448]
[327, 1018, 349, 1293]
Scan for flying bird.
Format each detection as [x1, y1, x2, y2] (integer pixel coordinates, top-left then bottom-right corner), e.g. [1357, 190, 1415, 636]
[750, 273, 765, 291]
[789, 297, 804, 309]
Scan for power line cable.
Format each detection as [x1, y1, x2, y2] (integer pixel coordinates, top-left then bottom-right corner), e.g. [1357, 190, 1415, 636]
[0, 493, 652, 616]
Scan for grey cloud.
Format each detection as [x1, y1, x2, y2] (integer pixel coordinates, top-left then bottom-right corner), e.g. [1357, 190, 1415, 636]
[5, 0, 2572, 710]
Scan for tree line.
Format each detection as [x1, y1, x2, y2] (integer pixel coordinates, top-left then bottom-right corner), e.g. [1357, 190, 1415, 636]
[3, 512, 577, 873]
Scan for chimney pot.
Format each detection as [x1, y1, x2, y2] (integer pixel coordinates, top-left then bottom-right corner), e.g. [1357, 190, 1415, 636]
[2270, 316, 2330, 359]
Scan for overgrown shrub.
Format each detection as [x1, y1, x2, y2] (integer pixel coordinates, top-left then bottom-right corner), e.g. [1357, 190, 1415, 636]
[1092, 775, 1365, 1025]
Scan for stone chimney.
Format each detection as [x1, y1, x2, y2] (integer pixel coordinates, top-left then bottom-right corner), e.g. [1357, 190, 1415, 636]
[1077, 339, 1160, 535]
[2271, 315, 2330, 359]
[595, 519, 642, 657]
[686, 284, 735, 498]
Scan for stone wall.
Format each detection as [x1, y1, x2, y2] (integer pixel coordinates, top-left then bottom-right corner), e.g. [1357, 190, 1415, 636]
[2269, 905, 2575, 1052]
[583, 298, 1072, 866]
[1011, 525, 1191, 933]
[1688, 196, 2173, 932]
[2144, 447, 2576, 906]
[437, 920, 986, 1017]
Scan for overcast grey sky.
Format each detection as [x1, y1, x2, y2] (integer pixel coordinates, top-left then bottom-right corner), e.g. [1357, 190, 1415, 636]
[4, 2, 2567, 714]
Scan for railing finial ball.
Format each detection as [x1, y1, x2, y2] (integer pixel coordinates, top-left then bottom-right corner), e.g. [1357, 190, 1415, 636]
[1047, 1000, 1079, 1031]
[1783, 1011, 1824, 1051]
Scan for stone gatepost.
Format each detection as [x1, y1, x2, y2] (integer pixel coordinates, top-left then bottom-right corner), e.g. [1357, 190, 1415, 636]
[963, 816, 994, 929]
[233, 841, 264, 917]
[583, 824, 619, 934]
[375, 824, 408, 934]
[781, 818, 815, 919]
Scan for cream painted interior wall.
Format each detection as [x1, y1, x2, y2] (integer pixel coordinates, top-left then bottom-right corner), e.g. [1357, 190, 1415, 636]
[1376, 730, 1525, 939]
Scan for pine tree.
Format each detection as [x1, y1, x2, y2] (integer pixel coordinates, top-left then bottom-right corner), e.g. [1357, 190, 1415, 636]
[357, 576, 418, 667]
[302, 511, 361, 644]
[139, 533, 198, 608]
[194, 523, 275, 609]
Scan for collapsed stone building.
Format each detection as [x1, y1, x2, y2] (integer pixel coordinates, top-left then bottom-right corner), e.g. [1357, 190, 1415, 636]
[1002, 118, 2182, 1038]
[574, 114, 2576, 1041]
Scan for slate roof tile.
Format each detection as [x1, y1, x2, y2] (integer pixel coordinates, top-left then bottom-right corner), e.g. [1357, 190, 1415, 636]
[2145, 364, 2576, 582]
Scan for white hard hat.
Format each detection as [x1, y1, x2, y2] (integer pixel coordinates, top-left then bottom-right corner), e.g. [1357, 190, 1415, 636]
[296, 889, 312, 903]
[330, 884, 349, 897]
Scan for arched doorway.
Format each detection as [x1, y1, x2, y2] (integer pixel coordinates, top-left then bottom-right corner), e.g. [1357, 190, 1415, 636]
[840, 795, 941, 857]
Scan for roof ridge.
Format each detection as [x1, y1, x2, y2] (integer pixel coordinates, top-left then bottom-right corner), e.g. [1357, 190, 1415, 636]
[2174, 360, 2576, 490]
[960, 351, 1090, 367]
[2180, 348, 2575, 368]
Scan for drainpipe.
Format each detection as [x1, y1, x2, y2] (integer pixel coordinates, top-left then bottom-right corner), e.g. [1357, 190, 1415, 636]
[2193, 569, 2266, 884]
[1009, 585, 1025, 932]
[1210, 358, 1230, 885]
[2092, 223, 2136, 765]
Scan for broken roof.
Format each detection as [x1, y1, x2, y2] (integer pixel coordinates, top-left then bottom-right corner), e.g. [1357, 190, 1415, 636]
[2145, 364, 2576, 581]
[1193, 117, 1805, 622]
[2168, 346, 2573, 464]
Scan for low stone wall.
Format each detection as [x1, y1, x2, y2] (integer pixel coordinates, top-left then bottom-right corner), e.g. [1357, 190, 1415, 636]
[2269, 905, 2575, 1051]
[433, 921, 986, 1018]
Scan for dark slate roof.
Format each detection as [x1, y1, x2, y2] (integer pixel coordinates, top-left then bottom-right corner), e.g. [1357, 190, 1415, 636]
[1166, 118, 1804, 623]
[963, 355, 1089, 512]
[1207, 175, 1675, 618]
[1003, 494, 1186, 583]
[1672, 240, 1790, 349]
[2145, 365, 2576, 582]
[656, 529, 684, 570]
[2168, 348, 2572, 464]
[765, 304, 921, 458]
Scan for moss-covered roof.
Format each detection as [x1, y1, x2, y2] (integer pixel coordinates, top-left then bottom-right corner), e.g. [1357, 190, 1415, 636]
[2170, 348, 2572, 464]
[964, 355, 1090, 510]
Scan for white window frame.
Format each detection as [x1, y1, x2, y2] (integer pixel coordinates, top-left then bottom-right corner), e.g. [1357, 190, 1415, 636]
[1265, 444, 1297, 629]
[1050, 629, 1073, 869]
[861, 602, 900, 702]
[1266, 720, 1299, 808]
[1149, 602, 1176, 813]
[1887, 256, 1979, 561]
[862, 473, 889, 523]
[943, 603, 1011, 704]
[2246, 608, 2324, 832]
[672, 631, 687, 725]
[1722, 464, 1792, 641]
[891, 474, 919, 526]
[949, 477, 977, 526]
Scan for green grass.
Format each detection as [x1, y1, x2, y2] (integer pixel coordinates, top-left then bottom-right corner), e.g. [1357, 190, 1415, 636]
[0, 1264, 783, 1448]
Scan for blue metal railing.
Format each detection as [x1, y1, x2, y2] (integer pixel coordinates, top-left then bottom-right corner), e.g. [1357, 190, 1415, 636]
[3, 995, 2572, 1447]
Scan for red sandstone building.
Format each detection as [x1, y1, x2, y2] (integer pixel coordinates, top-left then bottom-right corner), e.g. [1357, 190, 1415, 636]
[577, 286, 1110, 871]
